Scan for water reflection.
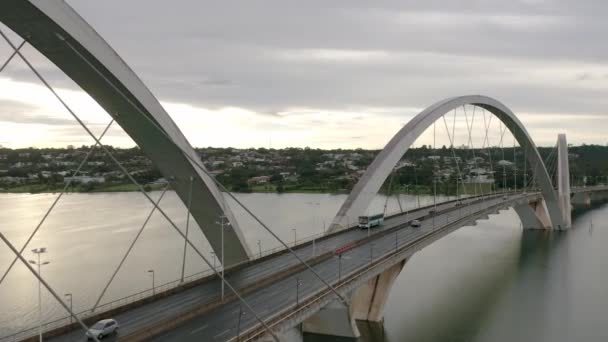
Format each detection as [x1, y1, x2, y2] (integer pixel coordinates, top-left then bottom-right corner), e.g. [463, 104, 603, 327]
[2, 193, 608, 341]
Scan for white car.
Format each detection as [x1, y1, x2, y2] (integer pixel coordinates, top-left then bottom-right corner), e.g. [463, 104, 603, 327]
[410, 219, 421, 228]
[86, 319, 119, 340]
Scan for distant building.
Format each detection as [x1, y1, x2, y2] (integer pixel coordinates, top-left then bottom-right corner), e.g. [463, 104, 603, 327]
[212, 160, 225, 166]
[11, 161, 30, 168]
[0, 176, 24, 184]
[248, 176, 271, 185]
[55, 161, 77, 167]
[64, 176, 105, 184]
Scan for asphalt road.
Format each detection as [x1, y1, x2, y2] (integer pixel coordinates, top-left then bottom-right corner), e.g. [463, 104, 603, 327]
[43, 192, 526, 342]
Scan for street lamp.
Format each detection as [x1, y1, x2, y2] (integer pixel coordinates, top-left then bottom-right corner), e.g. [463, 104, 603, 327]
[30, 247, 49, 342]
[296, 277, 302, 307]
[215, 215, 231, 301]
[236, 305, 246, 342]
[395, 231, 399, 252]
[64, 293, 73, 325]
[257, 240, 262, 258]
[338, 254, 342, 282]
[147, 270, 155, 296]
[211, 252, 216, 271]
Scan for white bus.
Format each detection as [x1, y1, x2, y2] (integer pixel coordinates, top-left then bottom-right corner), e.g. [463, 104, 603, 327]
[358, 213, 384, 229]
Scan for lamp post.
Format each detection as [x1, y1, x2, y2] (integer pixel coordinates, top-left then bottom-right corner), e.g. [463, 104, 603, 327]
[30, 247, 49, 342]
[338, 254, 342, 282]
[395, 231, 398, 252]
[433, 176, 437, 230]
[147, 270, 155, 296]
[64, 293, 73, 325]
[216, 215, 231, 301]
[257, 240, 262, 258]
[236, 305, 246, 342]
[296, 277, 302, 307]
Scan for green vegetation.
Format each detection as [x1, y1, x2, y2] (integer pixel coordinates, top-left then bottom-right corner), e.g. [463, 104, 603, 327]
[1, 144, 607, 195]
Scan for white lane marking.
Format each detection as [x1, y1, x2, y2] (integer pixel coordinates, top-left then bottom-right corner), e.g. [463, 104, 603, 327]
[190, 324, 208, 335]
[214, 329, 231, 339]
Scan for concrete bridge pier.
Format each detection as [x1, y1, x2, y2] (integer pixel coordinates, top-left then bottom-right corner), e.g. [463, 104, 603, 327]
[300, 259, 407, 341]
[302, 299, 360, 341]
[350, 260, 406, 322]
[514, 198, 552, 229]
[557, 133, 572, 227]
[260, 328, 303, 342]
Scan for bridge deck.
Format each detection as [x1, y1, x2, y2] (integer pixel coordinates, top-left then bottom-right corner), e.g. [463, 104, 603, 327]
[37, 192, 537, 342]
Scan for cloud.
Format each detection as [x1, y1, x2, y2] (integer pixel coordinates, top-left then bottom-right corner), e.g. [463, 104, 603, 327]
[0, 0, 608, 148]
[0, 100, 74, 125]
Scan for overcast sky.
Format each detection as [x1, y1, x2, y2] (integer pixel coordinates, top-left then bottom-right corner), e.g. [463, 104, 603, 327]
[1, 0, 607, 149]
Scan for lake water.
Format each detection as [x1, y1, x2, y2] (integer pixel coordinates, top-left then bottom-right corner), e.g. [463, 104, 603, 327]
[0, 192, 606, 341]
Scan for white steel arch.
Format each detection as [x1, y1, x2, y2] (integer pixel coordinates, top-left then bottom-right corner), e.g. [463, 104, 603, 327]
[330, 95, 566, 231]
[0, 0, 252, 264]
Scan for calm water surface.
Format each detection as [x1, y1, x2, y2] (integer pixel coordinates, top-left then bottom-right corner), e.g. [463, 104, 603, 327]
[0, 192, 606, 341]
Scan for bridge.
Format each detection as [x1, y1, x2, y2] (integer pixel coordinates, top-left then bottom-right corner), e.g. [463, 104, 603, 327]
[1, 1, 607, 342]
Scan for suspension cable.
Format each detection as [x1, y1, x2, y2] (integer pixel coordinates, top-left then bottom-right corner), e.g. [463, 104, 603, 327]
[92, 183, 171, 311]
[0, 233, 100, 342]
[0, 30, 281, 340]
[480, 108, 496, 195]
[0, 119, 114, 288]
[58, 32, 348, 307]
[0, 39, 25, 72]
[383, 168, 395, 215]
[513, 136, 517, 192]
[463, 105, 481, 197]
[442, 113, 467, 203]
[3, 31, 349, 332]
[433, 121, 437, 211]
[497, 122, 507, 191]
[180, 176, 194, 283]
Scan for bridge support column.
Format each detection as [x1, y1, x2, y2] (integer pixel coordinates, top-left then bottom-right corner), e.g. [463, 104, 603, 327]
[302, 299, 360, 340]
[514, 199, 552, 229]
[350, 259, 406, 322]
[557, 133, 572, 228]
[260, 327, 303, 342]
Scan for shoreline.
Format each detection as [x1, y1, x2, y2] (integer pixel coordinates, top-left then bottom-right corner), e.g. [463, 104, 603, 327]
[0, 185, 456, 196]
